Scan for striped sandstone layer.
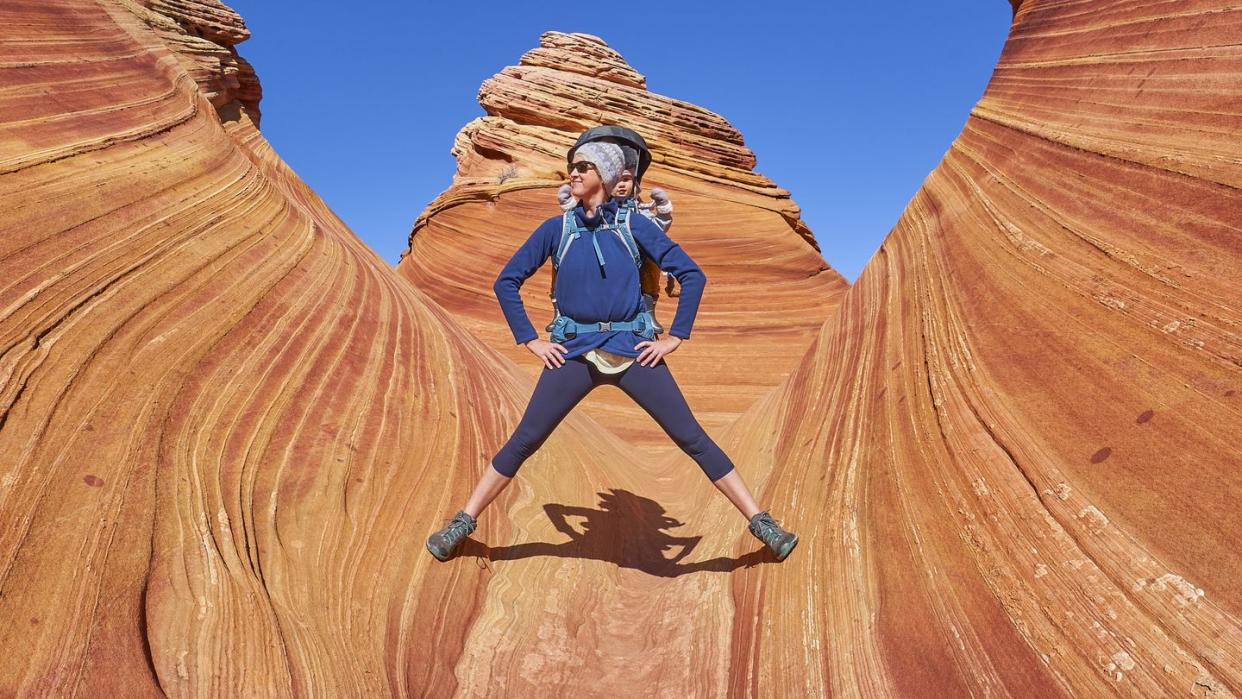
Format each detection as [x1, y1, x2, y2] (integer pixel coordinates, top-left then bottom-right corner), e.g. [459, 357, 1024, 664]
[2, 0, 1240, 696]
[0, 2, 644, 695]
[398, 32, 848, 461]
[707, 0, 1242, 694]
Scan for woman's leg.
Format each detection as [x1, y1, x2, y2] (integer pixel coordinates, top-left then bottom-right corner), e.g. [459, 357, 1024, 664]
[708, 469, 763, 520]
[463, 357, 597, 518]
[462, 464, 512, 519]
[616, 360, 763, 520]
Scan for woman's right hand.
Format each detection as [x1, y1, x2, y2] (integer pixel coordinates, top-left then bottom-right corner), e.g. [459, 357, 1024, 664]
[525, 338, 568, 369]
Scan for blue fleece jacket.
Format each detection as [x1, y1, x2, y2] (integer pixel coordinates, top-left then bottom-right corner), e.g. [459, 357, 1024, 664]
[492, 197, 706, 359]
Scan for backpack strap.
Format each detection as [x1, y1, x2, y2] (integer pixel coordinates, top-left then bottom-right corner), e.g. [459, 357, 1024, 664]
[553, 210, 580, 270]
[553, 206, 640, 274]
[612, 205, 642, 269]
[548, 211, 579, 315]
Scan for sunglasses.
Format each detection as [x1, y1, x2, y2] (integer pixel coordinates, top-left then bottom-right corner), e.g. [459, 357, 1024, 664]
[569, 161, 598, 174]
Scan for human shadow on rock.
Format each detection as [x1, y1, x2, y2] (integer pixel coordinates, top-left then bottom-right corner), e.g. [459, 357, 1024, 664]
[461, 488, 770, 577]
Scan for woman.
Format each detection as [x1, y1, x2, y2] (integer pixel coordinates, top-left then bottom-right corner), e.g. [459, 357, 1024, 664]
[426, 131, 798, 563]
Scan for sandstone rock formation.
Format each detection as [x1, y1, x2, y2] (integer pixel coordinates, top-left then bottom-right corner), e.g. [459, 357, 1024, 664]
[398, 31, 848, 460]
[712, 2, 1242, 694]
[0, 2, 632, 694]
[2, 0, 1240, 696]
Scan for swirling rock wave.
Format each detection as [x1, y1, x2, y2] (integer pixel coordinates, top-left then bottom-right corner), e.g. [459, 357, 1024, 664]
[1, 0, 1239, 696]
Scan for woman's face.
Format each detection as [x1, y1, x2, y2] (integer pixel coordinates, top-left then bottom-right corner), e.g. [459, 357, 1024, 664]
[570, 152, 605, 199]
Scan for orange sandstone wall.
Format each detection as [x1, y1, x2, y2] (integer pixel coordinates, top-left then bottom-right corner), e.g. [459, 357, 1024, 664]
[0, 2, 634, 694]
[2, 0, 1240, 696]
[715, 0, 1242, 694]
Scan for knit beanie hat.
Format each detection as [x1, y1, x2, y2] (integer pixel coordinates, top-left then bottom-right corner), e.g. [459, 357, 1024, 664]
[572, 141, 625, 194]
[617, 143, 639, 174]
[587, 137, 638, 176]
[611, 141, 640, 193]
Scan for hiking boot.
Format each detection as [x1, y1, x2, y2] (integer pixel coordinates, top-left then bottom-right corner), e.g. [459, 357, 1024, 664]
[749, 511, 798, 561]
[426, 510, 477, 561]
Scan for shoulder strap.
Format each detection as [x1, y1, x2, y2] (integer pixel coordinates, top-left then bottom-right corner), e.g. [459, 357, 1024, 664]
[553, 210, 577, 270]
[612, 206, 642, 269]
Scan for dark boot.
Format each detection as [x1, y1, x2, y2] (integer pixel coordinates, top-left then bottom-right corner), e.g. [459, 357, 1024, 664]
[426, 510, 477, 561]
[749, 511, 798, 561]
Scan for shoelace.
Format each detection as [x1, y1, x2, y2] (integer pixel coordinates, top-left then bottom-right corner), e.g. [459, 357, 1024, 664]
[751, 515, 781, 544]
[444, 516, 474, 541]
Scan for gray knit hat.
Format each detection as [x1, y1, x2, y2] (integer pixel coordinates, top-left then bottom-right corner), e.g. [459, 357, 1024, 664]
[603, 140, 640, 189]
[615, 143, 639, 173]
[616, 143, 640, 192]
[573, 141, 625, 194]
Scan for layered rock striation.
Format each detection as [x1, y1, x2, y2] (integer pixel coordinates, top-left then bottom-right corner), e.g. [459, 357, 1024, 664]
[398, 31, 848, 460]
[0, 2, 631, 694]
[711, 1, 1242, 694]
[2, 0, 1240, 696]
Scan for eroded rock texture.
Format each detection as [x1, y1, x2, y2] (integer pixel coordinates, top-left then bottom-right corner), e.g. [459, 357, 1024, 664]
[2, 0, 1240, 697]
[398, 31, 848, 460]
[716, 1, 1242, 695]
[0, 1, 635, 695]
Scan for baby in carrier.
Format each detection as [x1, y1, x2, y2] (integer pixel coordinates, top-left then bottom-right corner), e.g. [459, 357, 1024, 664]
[557, 141, 679, 301]
[558, 166, 672, 232]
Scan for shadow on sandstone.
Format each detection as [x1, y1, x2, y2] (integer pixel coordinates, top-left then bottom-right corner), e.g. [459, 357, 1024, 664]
[457, 488, 770, 577]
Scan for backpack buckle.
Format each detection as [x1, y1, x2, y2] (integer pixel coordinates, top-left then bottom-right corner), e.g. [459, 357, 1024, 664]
[550, 315, 575, 342]
[598, 321, 612, 331]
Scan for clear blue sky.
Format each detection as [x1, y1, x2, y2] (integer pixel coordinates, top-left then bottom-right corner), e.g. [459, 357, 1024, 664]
[228, 1, 1012, 282]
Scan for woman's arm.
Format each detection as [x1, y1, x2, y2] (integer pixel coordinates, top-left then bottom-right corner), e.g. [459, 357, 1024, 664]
[628, 214, 706, 340]
[493, 217, 558, 345]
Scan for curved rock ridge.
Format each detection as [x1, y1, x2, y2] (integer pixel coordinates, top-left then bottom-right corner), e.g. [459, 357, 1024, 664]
[125, 0, 261, 123]
[693, 0, 1242, 695]
[6, 0, 1242, 696]
[0, 2, 665, 695]
[400, 31, 847, 459]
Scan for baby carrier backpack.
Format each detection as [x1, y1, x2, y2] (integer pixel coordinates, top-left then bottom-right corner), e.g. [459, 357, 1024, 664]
[545, 199, 665, 343]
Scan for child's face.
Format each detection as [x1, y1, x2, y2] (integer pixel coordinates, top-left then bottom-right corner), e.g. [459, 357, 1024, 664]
[612, 172, 634, 198]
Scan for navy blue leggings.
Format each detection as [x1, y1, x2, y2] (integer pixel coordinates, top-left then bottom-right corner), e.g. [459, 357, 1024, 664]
[492, 356, 736, 481]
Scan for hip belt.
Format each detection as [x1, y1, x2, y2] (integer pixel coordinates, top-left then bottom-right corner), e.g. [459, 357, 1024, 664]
[548, 310, 658, 343]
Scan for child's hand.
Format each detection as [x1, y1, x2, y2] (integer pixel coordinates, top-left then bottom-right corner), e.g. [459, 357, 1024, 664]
[557, 183, 576, 210]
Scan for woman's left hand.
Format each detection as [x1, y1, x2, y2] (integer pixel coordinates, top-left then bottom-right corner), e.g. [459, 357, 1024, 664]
[634, 335, 682, 367]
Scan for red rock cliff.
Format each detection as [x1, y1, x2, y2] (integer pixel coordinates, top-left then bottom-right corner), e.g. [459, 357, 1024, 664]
[0, 2, 633, 694]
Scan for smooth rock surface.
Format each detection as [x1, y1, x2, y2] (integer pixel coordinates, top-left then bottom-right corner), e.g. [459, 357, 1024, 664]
[1, 1, 1240, 696]
[713, 1, 1242, 694]
[0, 2, 630, 694]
